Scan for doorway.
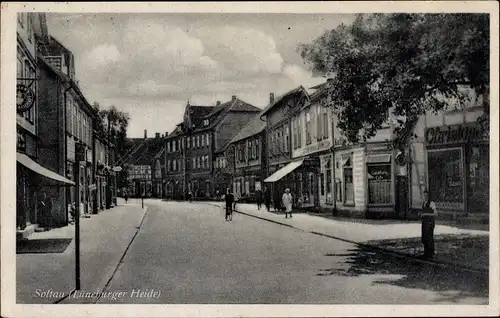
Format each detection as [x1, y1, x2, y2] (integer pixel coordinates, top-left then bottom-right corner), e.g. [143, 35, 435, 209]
[396, 176, 408, 219]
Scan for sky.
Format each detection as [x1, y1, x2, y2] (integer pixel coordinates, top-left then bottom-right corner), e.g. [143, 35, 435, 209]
[46, 13, 355, 138]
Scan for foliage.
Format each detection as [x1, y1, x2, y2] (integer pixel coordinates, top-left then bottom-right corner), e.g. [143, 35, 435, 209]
[92, 102, 130, 157]
[299, 13, 489, 149]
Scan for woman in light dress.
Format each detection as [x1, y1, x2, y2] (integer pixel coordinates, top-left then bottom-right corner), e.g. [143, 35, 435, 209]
[282, 188, 293, 219]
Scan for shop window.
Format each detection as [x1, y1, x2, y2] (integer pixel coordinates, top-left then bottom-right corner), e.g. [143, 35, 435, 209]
[367, 164, 392, 204]
[317, 106, 322, 141]
[427, 148, 464, 206]
[343, 157, 354, 204]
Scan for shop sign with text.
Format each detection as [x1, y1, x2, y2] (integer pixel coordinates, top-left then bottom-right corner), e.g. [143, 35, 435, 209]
[425, 123, 487, 145]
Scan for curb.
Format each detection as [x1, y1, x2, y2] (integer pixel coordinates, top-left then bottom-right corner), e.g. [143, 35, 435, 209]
[55, 205, 150, 304]
[204, 202, 487, 275]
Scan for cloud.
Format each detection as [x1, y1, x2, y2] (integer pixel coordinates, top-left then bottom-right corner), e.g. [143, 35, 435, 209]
[283, 64, 324, 87]
[198, 26, 284, 74]
[83, 44, 121, 68]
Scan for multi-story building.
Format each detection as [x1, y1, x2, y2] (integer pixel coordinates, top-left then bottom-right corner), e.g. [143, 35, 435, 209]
[164, 96, 261, 199]
[122, 130, 164, 198]
[407, 87, 489, 223]
[93, 131, 112, 212]
[289, 81, 333, 210]
[36, 35, 98, 223]
[16, 13, 77, 237]
[261, 87, 310, 210]
[226, 112, 267, 199]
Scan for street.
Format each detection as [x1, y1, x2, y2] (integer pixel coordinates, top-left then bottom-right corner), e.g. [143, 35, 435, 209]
[92, 200, 487, 304]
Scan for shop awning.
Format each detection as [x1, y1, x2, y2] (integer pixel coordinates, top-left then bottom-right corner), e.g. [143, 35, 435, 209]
[264, 159, 304, 183]
[366, 154, 392, 164]
[17, 153, 75, 185]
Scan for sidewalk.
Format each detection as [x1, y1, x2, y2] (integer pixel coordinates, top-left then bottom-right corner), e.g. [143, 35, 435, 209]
[16, 199, 148, 304]
[204, 202, 489, 273]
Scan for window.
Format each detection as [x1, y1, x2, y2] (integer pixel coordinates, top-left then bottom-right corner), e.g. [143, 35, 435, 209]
[206, 134, 210, 146]
[192, 157, 196, 169]
[203, 119, 209, 126]
[173, 159, 177, 171]
[167, 160, 171, 172]
[206, 155, 209, 169]
[285, 126, 289, 153]
[343, 157, 354, 204]
[305, 111, 311, 145]
[255, 140, 259, 160]
[323, 108, 329, 140]
[317, 106, 322, 141]
[277, 129, 282, 154]
[297, 116, 302, 147]
[187, 137, 191, 148]
[201, 135, 205, 147]
[367, 163, 392, 204]
[428, 148, 464, 206]
[167, 141, 171, 152]
[247, 140, 251, 161]
[67, 101, 72, 134]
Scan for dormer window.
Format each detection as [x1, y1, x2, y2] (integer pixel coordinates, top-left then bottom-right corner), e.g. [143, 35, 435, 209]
[203, 119, 209, 126]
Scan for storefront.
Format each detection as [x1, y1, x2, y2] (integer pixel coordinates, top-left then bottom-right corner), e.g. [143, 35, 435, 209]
[425, 123, 489, 218]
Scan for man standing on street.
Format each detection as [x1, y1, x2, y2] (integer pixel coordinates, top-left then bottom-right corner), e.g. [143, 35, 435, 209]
[418, 189, 438, 259]
[225, 188, 235, 221]
[255, 188, 263, 210]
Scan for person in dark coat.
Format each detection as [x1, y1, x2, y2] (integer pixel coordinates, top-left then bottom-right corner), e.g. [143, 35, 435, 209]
[418, 189, 438, 259]
[225, 188, 235, 221]
[263, 186, 271, 212]
[255, 188, 263, 210]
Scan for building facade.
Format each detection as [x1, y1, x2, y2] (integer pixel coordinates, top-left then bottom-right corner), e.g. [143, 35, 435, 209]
[261, 88, 310, 210]
[16, 13, 76, 237]
[227, 113, 267, 200]
[122, 131, 164, 198]
[36, 33, 98, 224]
[164, 96, 261, 200]
[407, 87, 489, 222]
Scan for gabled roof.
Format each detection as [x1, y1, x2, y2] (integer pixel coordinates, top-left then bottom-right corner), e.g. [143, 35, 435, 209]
[260, 85, 309, 117]
[128, 137, 164, 166]
[228, 112, 266, 145]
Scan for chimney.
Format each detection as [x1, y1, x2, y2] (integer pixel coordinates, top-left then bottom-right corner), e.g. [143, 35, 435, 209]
[232, 95, 236, 101]
[216, 101, 221, 106]
[144, 129, 147, 139]
[270, 93, 275, 104]
[165, 132, 169, 137]
[155, 133, 160, 139]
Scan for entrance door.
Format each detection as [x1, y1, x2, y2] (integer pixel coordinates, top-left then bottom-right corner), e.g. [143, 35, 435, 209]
[396, 176, 408, 219]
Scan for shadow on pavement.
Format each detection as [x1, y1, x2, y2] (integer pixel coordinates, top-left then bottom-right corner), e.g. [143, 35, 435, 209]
[318, 246, 488, 302]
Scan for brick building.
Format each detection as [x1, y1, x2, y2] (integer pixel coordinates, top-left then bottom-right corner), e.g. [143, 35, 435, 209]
[164, 96, 261, 200]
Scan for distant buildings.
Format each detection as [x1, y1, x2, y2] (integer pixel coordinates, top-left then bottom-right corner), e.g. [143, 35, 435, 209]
[163, 96, 261, 200]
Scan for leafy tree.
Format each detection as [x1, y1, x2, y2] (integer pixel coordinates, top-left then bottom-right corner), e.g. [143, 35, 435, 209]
[299, 13, 489, 149]
[92, 103, 130, 158]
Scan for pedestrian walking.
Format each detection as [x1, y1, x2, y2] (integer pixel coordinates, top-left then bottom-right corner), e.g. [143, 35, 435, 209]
[225, 188, 235, 221]
[256, 188, 263, 210]
[124, 189, 128, 204]
[418, 189, 438, 259]
[188, 191, 193, 202]
[264, 186, 271, 212]
[282, 188, 293, 219]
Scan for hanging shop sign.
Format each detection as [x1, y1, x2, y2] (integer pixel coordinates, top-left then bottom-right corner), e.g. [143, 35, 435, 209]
[425, 123, 487, 145]
[16, 84, 36, 113]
